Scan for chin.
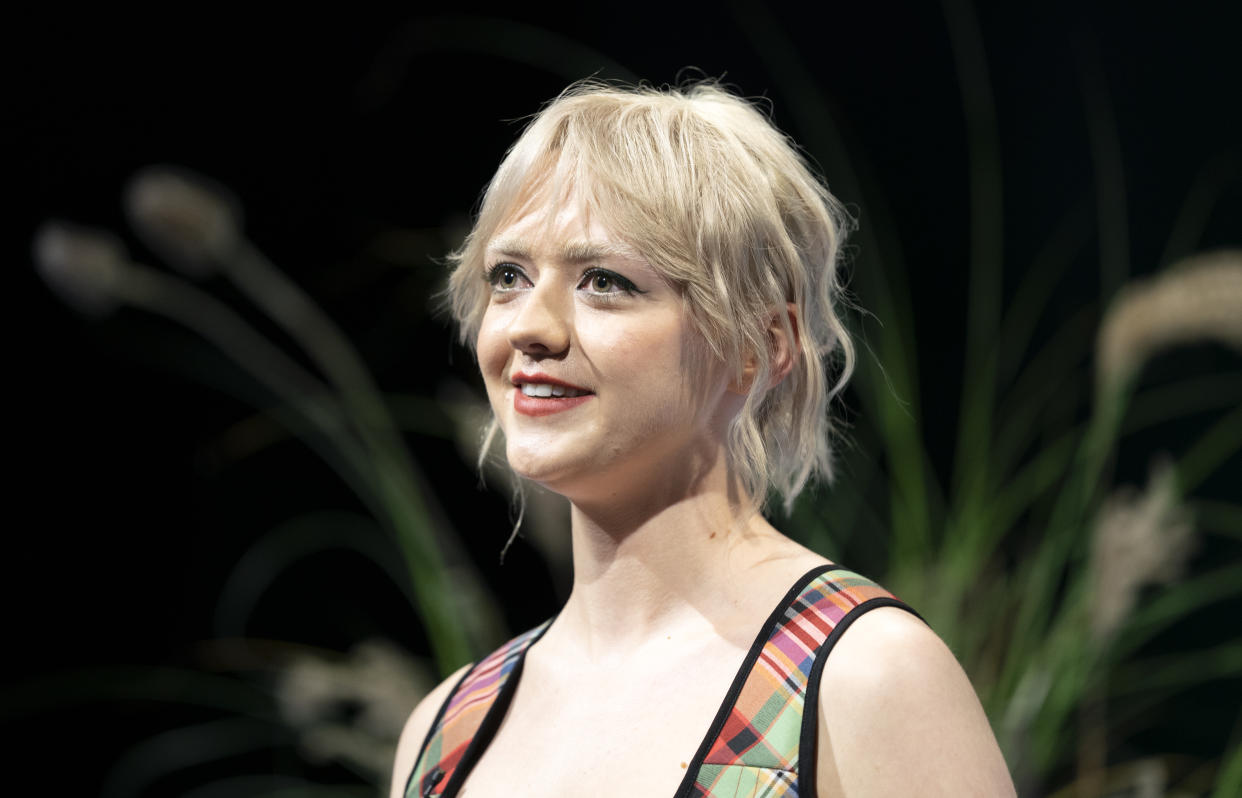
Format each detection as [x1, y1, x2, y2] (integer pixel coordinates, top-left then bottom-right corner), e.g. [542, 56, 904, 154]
[504, 443, 579, 489]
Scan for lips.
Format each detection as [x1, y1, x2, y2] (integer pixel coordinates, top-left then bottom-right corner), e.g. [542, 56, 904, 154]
[511, 372, 594, 417]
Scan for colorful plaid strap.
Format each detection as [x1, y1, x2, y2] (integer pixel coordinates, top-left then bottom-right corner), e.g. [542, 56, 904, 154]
[405, 620, 552, 798]
[406, 566, 913, 798]
[675, 566, 914, 798]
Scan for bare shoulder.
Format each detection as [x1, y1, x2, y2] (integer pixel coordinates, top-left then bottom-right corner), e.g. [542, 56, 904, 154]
[389, 662, 473, 798]
[816, 606, 1016, 797]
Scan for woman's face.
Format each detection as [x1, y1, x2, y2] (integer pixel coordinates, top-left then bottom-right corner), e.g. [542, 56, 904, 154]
[475, 194, 732, 503]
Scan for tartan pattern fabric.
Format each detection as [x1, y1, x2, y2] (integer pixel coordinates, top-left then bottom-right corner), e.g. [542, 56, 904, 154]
[406, 620, 551, 797]
[693, 764, 798, 798]
[405, 566, 903, 798]
[687, 568, 897, 797]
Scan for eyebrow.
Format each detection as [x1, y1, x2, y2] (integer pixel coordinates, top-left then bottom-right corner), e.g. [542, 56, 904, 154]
[486, 236, 636, 264]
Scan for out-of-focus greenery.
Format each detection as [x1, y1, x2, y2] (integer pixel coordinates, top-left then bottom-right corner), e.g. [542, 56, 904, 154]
[18, 5, 1241, 798]
[742, 2, 1242, 794]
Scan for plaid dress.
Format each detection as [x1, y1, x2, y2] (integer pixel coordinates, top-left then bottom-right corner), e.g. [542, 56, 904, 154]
[405, 565, 915, 798]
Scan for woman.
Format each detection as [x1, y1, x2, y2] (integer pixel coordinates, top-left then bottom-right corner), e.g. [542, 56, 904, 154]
[392, 80, 1016, 797]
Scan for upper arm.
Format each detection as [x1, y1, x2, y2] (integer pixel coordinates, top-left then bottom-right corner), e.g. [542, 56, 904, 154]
[815, 607, 1016, 798]
[389, 663, 473, 798]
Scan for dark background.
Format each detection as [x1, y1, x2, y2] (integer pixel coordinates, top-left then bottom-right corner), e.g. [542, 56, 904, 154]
[10, 2, 1242, 795]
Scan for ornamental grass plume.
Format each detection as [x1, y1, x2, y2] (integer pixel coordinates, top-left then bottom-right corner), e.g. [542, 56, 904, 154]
[1088, 460, 1196, 641]
[125, 165, 243, 277]
[32, 222, 128, 317]
[1097, 250, 1242, 396]
[275, 639, 432, 781]
[35, 164, 504, 673]
[1078, 463, 1195, 798]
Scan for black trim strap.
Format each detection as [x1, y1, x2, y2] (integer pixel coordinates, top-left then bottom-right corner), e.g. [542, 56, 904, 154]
[798, 597, 923, 798]
[411, 565, 917, 798]
[671, 564, 834, 798]
[438, 620, 554, 797]
[403, 663, 477, 798]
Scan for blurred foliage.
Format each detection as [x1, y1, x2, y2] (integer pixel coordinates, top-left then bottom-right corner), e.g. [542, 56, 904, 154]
[743, 2, 1242, 794]
[14, 4, 1242, 798]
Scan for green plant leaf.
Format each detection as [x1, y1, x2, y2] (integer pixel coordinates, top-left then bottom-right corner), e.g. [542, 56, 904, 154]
[100, 718, 288, 798]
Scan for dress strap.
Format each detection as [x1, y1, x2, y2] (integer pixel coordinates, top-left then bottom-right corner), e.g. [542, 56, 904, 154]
[405, 620, 552, 798]
[677, 567, 918, 798]
[406, 567, 918, 798]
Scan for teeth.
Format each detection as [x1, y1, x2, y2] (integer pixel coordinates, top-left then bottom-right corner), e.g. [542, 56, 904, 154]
[520, 383, 588, 398]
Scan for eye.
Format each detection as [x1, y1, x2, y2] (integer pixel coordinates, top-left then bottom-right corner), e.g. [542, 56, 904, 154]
[485, 263, 529, 291]
[579, 267, 641, 295]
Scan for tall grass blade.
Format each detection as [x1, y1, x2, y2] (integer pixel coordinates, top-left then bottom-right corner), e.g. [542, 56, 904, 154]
[1110, 643, 1242, 696]
[941, 0, 1004, 539]
[998, 197, 1093, 387]
[1113, 561, 1242, 662]
[0, 666, 274, 720]
[1159, 154, 1239, 269]
[731, 0, 935, 574]
[222, 244, 501, 670]
[213, 512, 414, 640]
[100, 718, 284, 798]
[1078, 38, 1130, 299]
[1174, 403, 1242, 496]
[357, 16, 638, 111]
[1213, 740, 1242, 798]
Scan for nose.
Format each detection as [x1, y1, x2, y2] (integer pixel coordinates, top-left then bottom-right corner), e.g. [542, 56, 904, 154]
[507, 281, 571, 356]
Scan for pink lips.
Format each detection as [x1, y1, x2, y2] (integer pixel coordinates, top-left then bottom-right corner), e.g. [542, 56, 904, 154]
[511, 372, 594, 417]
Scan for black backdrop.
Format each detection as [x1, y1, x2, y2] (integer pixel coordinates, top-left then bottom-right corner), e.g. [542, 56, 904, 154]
[11, 2, 1242, 794]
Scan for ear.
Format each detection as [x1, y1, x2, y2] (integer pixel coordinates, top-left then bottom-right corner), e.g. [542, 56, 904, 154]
[769, 302, 801, 385]
[730, 303, 801, 394]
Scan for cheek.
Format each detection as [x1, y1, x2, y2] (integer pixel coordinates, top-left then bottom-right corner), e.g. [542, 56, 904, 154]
[590, 316, 696, 398]
[475, 310, 511, 391]
[476, 307, 504, 362]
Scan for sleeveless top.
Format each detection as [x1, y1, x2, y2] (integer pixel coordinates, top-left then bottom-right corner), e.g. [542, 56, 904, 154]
[404, 564, 917, 798]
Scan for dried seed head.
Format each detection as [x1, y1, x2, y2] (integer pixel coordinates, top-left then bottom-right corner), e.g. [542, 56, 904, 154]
[125, 165, 242, 277]
[1097, 250, 1242, 396]
[274, 639, 431, 754]
[273, 639, 432, 780]
[1089, 460, 1196, 640]
[32, 221, 128, 317]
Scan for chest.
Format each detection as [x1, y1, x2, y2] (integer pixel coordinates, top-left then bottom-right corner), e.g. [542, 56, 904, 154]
[409, 567, 903, 798]
[458, 653, 743, 798]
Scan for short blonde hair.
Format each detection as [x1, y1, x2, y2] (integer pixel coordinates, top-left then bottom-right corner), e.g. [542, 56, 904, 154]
[447, 79, 854, 512]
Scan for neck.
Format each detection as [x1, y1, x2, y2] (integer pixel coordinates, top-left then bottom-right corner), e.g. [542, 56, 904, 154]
[548, 452, 809, 661]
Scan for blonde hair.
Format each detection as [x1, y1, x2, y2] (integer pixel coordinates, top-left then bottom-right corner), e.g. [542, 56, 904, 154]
[447, 79, 855, 513]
